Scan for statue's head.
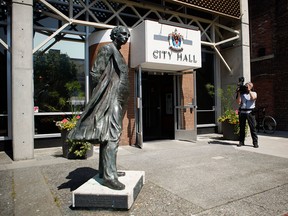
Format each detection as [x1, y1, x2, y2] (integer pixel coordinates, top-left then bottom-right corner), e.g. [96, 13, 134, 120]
[110, 26, 130, 46]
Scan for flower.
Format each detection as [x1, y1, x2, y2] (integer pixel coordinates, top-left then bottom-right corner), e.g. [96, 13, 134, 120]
[55, 115, 80, 131]
[218, 109, 239, 125]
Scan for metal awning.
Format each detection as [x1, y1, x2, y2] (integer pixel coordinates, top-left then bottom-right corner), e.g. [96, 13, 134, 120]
[0, 0, 241, 75]
[169, 0, 241, 19]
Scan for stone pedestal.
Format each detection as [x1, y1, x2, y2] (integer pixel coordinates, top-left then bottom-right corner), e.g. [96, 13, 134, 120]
[72, 171, 145, 209]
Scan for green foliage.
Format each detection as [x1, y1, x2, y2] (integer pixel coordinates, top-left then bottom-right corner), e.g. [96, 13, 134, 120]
[218, 85, 237, 112]
[206, 84, 249, 136]
[205, 83, 215, 97]
[218, 109, 239, 125]
[65, 81, 84, 97]
[218, 109, 240, 135]
[206, 83, 238, 112]
[206, 83, 241, 135]
[56, 115, 92, 157]
[68, 140, 92, 158]
[34, 50, 82, 112]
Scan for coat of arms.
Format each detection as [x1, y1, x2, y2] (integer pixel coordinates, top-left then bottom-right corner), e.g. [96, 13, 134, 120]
[168, 29, 183, 51]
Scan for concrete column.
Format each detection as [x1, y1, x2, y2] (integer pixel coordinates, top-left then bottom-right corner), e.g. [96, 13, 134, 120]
[240, 0, 251, 81]
[11, 0, 34, 160]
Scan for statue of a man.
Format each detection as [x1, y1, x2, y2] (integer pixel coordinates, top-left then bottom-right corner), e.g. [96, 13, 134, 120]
[67, 26, 131, 190]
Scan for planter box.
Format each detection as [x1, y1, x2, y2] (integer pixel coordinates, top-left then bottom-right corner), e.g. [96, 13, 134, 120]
[222, 121, 239, 141]
[61, 130, 93, 159]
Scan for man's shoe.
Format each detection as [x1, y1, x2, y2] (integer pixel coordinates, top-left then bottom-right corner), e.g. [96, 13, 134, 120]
[99, 171, 125, 178]
[102, 179, 125, 190]
[237, 142, 244, 147]
[253, 143, 259, 148]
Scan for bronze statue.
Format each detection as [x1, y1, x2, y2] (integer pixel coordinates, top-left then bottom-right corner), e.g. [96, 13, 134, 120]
[67, 26, 130, 190]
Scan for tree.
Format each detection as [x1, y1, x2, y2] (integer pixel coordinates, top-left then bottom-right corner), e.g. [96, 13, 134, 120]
[34, 50, 80, 112]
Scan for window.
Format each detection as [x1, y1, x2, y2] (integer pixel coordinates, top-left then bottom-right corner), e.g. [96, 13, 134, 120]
[33, 34, 85, 136]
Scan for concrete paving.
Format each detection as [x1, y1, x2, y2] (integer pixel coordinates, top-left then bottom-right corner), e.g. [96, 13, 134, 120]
[0, 131, 288, 216]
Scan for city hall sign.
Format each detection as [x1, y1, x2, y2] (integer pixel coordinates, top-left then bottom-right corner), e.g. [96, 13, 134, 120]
[131, 20, 201, 71]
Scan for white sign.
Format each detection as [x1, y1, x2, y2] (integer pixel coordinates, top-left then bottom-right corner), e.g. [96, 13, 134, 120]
[131, 20, 201, 71]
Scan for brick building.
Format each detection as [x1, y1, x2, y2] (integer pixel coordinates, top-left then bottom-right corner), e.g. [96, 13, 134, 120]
[1, 0, 251, 160]
[249, 0, 288, 130]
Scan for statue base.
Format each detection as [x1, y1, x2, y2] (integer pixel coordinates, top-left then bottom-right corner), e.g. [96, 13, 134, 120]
[72, 171, 145, 209]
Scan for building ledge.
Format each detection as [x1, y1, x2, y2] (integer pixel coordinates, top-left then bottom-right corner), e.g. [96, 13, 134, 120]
[251, 54, 274, 63]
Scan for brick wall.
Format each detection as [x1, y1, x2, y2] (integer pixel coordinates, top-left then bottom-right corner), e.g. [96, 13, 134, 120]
[252, 74, 275, 116]
[274, 1, 288, 130]
[249, 0, 288, 130]
[181, 73, 195, 130]
[249, 0, 275, 59]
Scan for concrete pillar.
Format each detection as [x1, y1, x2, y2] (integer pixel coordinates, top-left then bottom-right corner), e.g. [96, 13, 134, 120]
[240, 0, 251, 81]
[11, 0, 34, 160]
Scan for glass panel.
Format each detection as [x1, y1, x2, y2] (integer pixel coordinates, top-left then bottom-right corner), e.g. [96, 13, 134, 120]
[197, 112, 215, 124]
[0, 52, 7, 113]
[0, 28, 8, 137]
[34, 114, 76, 135]
[196, 51, 215, 124]
[33, 33, 85, 135]
[0, 115, 8, 136]
[33, 49, 85, 112]
[35, 115, 59, 134]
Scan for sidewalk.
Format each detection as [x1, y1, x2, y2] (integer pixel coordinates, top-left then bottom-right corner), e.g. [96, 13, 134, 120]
[0, 132, 288, 216]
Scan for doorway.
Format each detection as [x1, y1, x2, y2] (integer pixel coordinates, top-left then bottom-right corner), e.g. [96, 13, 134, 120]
[142, 73, 174, 141]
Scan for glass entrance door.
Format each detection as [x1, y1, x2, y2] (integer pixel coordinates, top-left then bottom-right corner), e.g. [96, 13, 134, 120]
[135, 70, 197, 147]
[142, 73, 174, 141]
[174, 72, 197, 142]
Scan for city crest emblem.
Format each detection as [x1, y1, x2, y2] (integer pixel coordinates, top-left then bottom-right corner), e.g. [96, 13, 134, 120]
[168, 29, 184, 51]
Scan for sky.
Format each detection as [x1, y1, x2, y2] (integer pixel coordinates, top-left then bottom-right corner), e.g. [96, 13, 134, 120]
[33, 33, 84, 59]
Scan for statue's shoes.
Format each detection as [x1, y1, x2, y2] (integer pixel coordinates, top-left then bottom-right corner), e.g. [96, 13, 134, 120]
[117, 171, 126, 177]
[99, 171, 125, 178]
[102, 179, 125, 190]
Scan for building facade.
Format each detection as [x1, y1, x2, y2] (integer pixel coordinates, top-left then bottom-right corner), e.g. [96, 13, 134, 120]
[0, 0, 249, 160]
[249, 0, 288, 131]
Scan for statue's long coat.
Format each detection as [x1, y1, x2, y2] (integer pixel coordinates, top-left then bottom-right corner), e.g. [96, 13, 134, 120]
[67, 43, 129, 143]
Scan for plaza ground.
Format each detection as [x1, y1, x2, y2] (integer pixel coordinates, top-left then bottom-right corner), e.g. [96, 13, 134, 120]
[0, 131, 288, 215]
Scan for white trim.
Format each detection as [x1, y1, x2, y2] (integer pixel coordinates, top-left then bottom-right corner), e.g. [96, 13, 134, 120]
[251, 54, 274, 62]
[197, 124, 216, 128]
[0, 38, 8, 50]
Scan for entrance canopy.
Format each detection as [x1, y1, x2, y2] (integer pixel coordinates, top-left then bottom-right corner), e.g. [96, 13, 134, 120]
[131, 20, 201, 72]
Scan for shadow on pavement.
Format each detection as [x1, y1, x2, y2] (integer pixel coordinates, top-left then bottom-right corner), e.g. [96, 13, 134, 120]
[208, 140, 237, 146]
[58, 167, 98, 191]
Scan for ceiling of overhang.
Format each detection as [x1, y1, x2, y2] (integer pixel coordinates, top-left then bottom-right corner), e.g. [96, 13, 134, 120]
[168, 0, 241, 19]
[1, 0, 241, 20]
